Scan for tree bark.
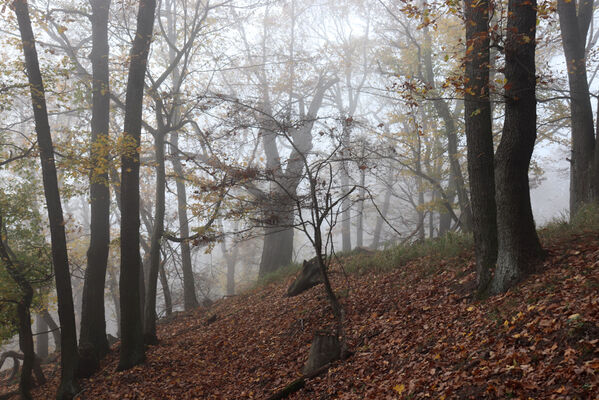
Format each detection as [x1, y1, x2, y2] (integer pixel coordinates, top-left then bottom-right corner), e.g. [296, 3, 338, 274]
[170, 133, 198, 310]
[356, 142, 366, 248]
[13, 1, 80, 396]
[464, 0, 498, 295]
[41, 310, 61, 352]
[492, 0, 544, 293]
[422, 25, 473, 232]
[143, 126, 166, 345]
[259, 207, 295, 276]
[119, 0, 157, 371]
[340, 122, 352, 252]
[158, 261, 172, 316]
[557, 0, 596, 216]
[79, 0, 111, 373]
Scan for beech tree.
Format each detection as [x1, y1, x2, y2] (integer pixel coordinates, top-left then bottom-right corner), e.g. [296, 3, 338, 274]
[556, 0, 598, 215]
[464, 0, 497, 294]
[119, 0, 157, 370]
[13, 0, 80, 396]
[78, 0, 112, 375]
[491, 0, 544, 293]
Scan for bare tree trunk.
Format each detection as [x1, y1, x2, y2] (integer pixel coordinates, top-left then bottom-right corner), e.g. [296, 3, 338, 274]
[13, 1, 80, 396]
[371, 188, 391, 249]
[464, 0, 498, 295]
[158, 261, 172, 316]
[557, 0, 596, 216]
[119, 0, 157, 371]
[259, 207, 295, 276]
[41, 310, 61, 352]
[144, 126, 166, 345]
[170, 133, 198, 310]
[492, 0, 544, 293]
[79, 0, 111, 375]
[356, 142, 366, 248]
[166, 0, 198, 311]
[422, 25, 473, 232]
[340, 123, 352, 252]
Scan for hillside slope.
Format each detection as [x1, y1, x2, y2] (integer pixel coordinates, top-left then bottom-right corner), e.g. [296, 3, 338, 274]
[20, 230, 599, 399]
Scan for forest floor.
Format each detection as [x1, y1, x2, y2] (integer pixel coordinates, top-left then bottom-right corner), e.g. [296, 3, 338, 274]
[4, 224, 599, 399]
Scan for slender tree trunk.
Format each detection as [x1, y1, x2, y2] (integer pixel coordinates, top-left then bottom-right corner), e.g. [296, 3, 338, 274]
[371, 187, 391, 249]
[13, 1, 80, 396]
[464, 0, 498, 295]
[170, 133, 198, 310]
[557, 0, 596, 216]
[41, 310, 61, 352]
[356, 143, 366, 248]
[79, 0, 111, 374]
[422, 25, 473, 232]
[119, 0, 157, 371]
[158, 261, 172, 316]
[166, 0, 198, 310]
[144, 127, 166, 345]
[340, 123, 352, 252]
[492, 0, 544, 293]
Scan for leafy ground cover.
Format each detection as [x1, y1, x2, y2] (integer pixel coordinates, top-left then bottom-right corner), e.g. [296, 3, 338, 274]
[2, 226, 598, 399]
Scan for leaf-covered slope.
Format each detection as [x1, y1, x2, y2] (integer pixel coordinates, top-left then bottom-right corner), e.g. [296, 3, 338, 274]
[26, 231, 599, 399]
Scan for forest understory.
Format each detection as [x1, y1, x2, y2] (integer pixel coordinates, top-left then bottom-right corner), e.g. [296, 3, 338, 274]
[1, 225, 597, 400]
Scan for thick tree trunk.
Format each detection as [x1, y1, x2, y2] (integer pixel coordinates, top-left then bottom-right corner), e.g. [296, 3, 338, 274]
[170, 133, 198, 310]
[259, 209, 294, 276]
[144, 128, 166, 345]
[36, 314, 48, 359]
[79, 0, 111, 374]
[119, 0, 157, 371]
[492, 0, 544, 293]
[557, 0, 596, 216]
[464, 0, 498, 295]
[13, 1, 80, 396]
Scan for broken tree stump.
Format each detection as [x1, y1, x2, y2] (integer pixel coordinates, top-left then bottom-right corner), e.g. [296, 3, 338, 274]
[303, 332, 341, 375]
[286, 258, 323, 297]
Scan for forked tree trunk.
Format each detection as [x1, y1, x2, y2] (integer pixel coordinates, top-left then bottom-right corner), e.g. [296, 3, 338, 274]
[119, 0, 157, 371]
[13, 1, 80, 396]
[464, 0, 498, 295]
[79, 0, 112, 374]
[492, 0, 544, 293]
